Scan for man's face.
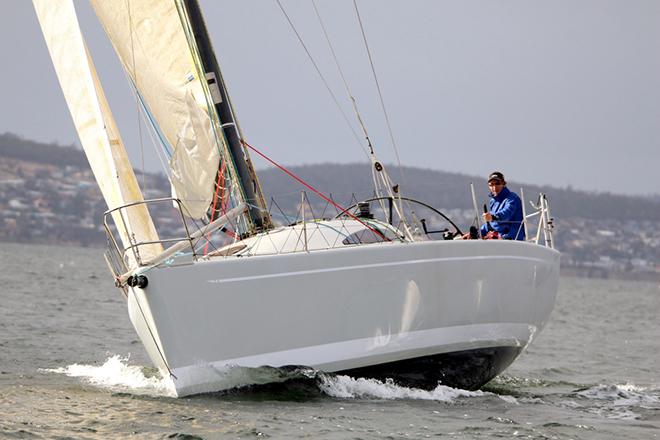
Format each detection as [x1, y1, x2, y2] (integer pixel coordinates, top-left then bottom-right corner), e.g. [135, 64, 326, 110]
[488, 179, 505, 196]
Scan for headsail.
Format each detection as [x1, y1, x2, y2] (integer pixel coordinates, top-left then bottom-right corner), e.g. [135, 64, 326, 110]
[89, 0, 246, 223]
[33, 0, 162, 267]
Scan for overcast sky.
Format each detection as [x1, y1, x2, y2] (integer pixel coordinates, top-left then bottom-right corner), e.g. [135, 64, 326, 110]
[2, 1, 659, 196]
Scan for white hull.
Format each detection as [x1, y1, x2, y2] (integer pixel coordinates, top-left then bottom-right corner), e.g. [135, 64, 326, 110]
[35, 0, 560, 399]
[126, 239, 559, 397]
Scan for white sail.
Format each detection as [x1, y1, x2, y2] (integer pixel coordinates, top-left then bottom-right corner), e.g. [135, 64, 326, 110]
[33, 0, 162, 266]
[90, 0, 225, 219]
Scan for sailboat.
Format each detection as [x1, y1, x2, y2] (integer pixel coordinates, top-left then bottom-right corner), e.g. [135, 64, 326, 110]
[34, 0, 560, 397]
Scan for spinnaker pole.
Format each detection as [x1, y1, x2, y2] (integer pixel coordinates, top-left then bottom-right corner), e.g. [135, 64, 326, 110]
[183, 0, 272, 233]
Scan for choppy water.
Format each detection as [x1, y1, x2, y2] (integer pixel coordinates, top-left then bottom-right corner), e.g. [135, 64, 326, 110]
[1, 242, 658, 439]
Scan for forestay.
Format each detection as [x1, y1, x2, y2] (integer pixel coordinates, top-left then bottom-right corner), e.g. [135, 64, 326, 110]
[33, 0, 162, 267]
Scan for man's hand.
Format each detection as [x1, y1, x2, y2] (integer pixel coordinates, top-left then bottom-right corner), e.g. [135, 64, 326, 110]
[483, 212, 494, 222]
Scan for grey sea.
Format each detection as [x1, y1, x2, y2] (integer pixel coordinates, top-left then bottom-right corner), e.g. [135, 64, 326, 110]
[1, 242, 658, 439]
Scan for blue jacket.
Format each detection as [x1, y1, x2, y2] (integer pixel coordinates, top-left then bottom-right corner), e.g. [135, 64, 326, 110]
[480, 187, 525, 240]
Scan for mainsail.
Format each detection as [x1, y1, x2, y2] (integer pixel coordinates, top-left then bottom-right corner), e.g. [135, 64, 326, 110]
[181, 0, 272, 232]
[33, 0, 162, 267]
[89, 0, 242, 221]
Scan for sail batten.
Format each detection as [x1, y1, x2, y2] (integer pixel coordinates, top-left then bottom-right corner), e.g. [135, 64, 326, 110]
[33, 0, 162, 267]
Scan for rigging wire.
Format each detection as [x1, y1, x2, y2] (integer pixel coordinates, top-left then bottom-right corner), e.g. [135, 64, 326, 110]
[121, 69, 174, 181]
[120, 7, 173, 186]
[274, 0, 369, 159]
[352, 0, 406, 186]
[352, 1, 425, 238]
[311, 0, 373, 155]
[138, 103, 172, 180]
[176, 0, 253, 235]
[242, 139, 388, 241]
[126, 0, 147, 191]
[311, 1, 390, 224]
[283, 1, 415, 239]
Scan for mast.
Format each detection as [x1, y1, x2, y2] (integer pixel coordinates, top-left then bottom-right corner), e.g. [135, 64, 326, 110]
[182, 0, 272, 233]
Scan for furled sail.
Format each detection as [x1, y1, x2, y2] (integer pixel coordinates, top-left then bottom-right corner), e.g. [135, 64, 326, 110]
[90, 0, 231, 219]
[33, 0, 162, 267]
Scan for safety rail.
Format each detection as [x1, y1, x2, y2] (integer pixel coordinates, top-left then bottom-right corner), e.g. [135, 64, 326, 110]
[521, 190, 555, 249]
[104, 199, 248, 287]
[103, 198, 195, 280]
[102, 191, 555, 289]
[467, 182, 555, 248]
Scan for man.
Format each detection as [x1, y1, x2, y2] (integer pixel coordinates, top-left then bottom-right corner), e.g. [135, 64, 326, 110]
[480, 171, 525, 240]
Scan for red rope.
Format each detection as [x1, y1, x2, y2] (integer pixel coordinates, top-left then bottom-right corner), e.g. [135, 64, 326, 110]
[204, 160, 234, 255]
[203, 165, 224, 255]
[210, 164, 225, 220]
[217, 160, 228, 215]
[241, 139, 388, 241]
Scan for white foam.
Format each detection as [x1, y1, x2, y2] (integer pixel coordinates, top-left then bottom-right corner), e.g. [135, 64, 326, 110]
[318, 375, 487, 401]
[575, 383, 660, 420]
[43, 357, 529, 402]
[577, 383, 660, 407]
[44, 355, 176, 397]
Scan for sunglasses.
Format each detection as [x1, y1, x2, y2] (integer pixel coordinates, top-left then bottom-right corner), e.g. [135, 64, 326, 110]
[488, 180, 504, 185]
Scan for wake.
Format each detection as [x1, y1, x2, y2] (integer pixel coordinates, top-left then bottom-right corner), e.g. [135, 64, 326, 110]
[43, 354, 176, 397]
[44, 355, 506, 402]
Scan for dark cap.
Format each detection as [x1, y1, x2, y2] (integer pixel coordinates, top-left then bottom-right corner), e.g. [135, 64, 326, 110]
[487, 171, 505, 183]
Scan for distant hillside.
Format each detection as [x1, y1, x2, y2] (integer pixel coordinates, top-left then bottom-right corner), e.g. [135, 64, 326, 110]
[2, 133, 659, 222]
[0, 133, 87, 168]
[259, 163, 660, 222]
